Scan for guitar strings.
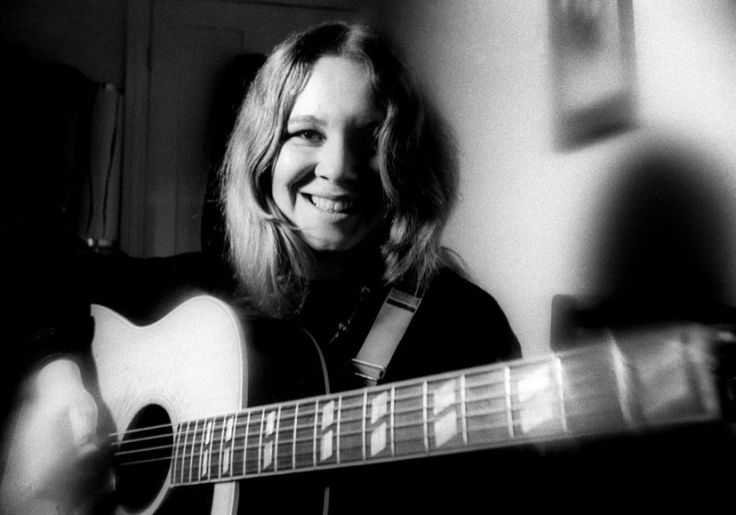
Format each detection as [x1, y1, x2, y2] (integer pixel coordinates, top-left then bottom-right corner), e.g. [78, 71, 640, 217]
[114, 418, 537, 469]
[108, 377, 623, 456]
[106, 359, 611, 444]
[114, 393, 625, 475]
[111, 386, 624, 468]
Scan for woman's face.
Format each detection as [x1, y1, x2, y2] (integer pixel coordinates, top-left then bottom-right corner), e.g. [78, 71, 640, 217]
[272, 56, 385, 252]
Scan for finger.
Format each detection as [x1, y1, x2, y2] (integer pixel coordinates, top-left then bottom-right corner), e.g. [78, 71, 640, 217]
[69, 401, 98, 449]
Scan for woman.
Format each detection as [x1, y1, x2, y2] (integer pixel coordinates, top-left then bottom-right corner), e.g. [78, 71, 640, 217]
[222, 22, 519, 391]
[222, 22, 521, 513]
[1, 22, 519, 514]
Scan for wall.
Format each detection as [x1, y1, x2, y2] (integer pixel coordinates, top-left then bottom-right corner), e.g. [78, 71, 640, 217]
[367, 0, 736, 356]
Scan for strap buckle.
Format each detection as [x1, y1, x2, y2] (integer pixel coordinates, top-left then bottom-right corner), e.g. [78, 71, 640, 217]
[350, 358, 387, 386]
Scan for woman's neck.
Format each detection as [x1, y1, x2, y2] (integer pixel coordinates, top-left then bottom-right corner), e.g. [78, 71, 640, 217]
[307, 245, 382, 283]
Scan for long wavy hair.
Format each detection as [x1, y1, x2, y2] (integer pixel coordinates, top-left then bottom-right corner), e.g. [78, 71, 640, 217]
[221, 22, 457, 317]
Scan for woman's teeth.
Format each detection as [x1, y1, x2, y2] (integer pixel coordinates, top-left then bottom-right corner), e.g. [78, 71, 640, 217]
[309, 195, 354, 213]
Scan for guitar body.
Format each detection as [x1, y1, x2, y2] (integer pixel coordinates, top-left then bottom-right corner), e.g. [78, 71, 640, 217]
[90, 295, 328, 515]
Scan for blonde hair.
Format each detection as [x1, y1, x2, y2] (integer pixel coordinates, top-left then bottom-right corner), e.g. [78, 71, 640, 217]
[221, 22, 457, 317]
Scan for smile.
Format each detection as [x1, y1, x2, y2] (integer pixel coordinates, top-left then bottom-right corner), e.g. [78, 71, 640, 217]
[304, 193, 357, 214]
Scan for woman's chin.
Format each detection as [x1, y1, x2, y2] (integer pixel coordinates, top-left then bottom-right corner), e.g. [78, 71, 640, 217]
[302, 230, 366, 253]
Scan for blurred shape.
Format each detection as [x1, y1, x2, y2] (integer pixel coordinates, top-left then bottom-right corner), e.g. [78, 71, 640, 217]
[553, 131, 735, 348]
[549, 0, 637, 150]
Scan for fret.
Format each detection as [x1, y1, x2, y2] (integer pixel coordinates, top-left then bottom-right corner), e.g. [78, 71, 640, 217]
[211, 416, 224, 480]
[180, 420, 194, 484]
[232, 412, 248, 478]
[511, 359, 565, 438]
[277, 405, 296, 471]
[195, 419, 208, 481]
[560, 345, 627, 434]
[637, 338, 691, 422]
[459, 374, 468, 446]
[172, 422, 186, 485]
[189, 419, 203, 483]
[621, 335, 712, 425]
[317, 399, 337, 465]
[199, 418, 214, 480]
[361, 391, 368, 461]
[465, 368, 508, 445]
[427, 377, 463, 450]
[554, 358, 568, 434]
[393, 383, 424, 456]
[422, 382, 429, 452]
[256, 409, 265, 474]
[261, 408, 278, 472]
[204, 418, 215, 480]
[504, 366, 513, 438]
[337, 393, 364, 463]
[311, 400, 318, 467]
[612, 341, 635, 427]
[336, 396, 342, 464]
[244, 410, 262, 476]
[294, 401, 316, 469]
[365, 389, 391, 459]
[220, 414, 236, 478]
[291, 403, 299, 470]
[274, 407, 281, 470]
[389, 386, 396, 457]
[209, 416, 224, 480]
[259, 408, 279, 473]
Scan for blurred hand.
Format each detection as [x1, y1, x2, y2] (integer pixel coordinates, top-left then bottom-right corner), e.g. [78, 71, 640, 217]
[0, 358, 112, 515]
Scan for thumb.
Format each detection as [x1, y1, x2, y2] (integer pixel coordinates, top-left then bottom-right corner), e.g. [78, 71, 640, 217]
[68, 395, 100, 453]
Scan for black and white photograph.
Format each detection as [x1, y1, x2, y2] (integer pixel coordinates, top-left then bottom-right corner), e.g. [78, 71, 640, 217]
[1, 1, 736, 513]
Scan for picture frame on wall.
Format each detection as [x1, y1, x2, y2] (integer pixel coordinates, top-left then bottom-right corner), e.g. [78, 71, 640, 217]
[549, 0, 637, 150]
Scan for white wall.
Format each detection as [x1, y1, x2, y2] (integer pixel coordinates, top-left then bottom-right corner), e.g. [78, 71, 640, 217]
[367, 0, 736, 356]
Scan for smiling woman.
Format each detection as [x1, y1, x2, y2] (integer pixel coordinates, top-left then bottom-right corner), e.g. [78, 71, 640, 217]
[221, 22, 464, 317]
[217, 27, 520, 514]
[271, 56, 384, 253]
[1, 21, 520, 515]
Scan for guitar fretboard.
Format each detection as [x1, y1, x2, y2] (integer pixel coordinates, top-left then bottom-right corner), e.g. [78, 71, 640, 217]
[163, 326, 720, 486]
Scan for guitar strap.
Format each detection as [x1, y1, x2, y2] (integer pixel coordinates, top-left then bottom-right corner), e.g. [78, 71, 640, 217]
[350, 286, 423, 386]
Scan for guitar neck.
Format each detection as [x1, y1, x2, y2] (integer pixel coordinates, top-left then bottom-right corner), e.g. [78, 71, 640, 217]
[167, 324, 723, 487]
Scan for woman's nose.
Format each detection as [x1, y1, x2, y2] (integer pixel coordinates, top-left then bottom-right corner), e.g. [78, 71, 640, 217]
[316, 137, 358, 182]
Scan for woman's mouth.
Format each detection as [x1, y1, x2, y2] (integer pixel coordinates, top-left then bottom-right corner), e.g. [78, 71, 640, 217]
[303, 193, 356, 214]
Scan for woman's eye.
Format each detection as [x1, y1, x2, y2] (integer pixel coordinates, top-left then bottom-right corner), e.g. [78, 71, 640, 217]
[292, 130, 323, 143]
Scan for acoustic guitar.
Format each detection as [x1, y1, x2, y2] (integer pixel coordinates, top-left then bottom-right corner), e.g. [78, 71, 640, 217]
[90, 295, 731, 514]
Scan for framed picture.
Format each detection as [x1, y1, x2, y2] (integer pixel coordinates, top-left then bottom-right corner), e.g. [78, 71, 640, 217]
[549, 0, 637, 150]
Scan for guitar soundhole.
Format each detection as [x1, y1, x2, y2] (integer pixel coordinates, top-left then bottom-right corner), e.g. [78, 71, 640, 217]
[114, 404, 173, 511]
